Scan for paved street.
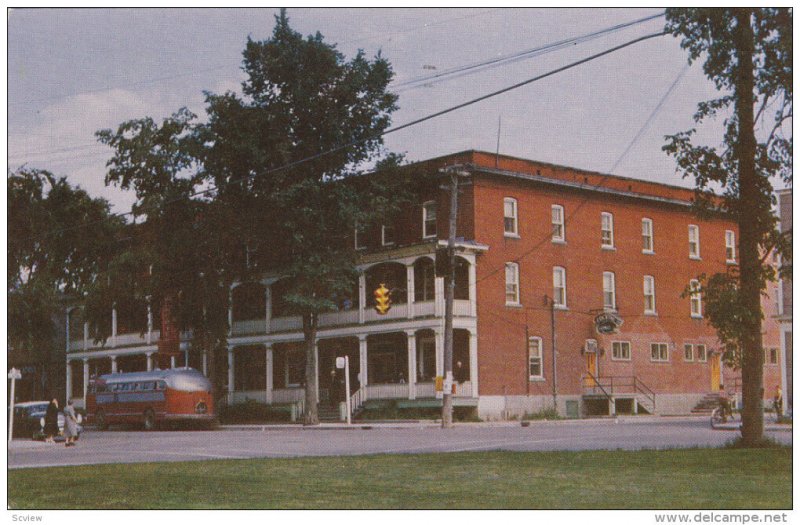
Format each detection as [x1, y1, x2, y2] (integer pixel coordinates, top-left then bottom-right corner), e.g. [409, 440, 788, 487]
[8, 417, 791, 469]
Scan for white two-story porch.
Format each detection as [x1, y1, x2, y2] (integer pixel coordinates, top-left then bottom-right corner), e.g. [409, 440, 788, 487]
[64, 241, 485, 416]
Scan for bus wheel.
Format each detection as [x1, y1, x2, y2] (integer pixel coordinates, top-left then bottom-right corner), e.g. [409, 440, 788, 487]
[143, 409, 156, 431]
[95, 409, 108, 430]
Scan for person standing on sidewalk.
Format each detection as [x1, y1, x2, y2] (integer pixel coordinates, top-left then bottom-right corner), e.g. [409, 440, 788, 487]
[63, 399, 79, 447]
[44, 399, 59, 443]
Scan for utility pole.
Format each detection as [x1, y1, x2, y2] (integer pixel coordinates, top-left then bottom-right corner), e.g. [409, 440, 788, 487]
[549, 296, 558, 411]
[440, 166, 469, 429]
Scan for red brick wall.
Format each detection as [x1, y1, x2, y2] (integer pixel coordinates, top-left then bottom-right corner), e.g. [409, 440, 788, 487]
[470, 170, 748, 397]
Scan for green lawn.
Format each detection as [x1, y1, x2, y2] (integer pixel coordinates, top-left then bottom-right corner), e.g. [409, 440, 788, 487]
[8, 449, 791, 509]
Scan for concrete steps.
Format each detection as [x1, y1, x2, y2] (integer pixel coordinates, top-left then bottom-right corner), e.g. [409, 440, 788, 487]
[691, 393, 723, 414]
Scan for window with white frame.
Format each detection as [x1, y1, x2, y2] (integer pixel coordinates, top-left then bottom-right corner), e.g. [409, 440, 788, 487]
[422, 201, 437, 239]
[354, 224, 366, 250]
[642, 218, 654, 253]
[688, 225, 700, 258]
[696, 344, 707, 362]
[776, 283, 784, 315]
[689, 279, 702, 317]
[725, 230, 736, 262]
[612, 341, 631, 361]
[643, 275, 656, 314]
[601, 212, 614, 248]
[684, 344, 694, 361]
[505, 263, 520, 305]
[650, 342, 669, 362]
[528, 336, 543, 380]
[552, 205, 565, 242]
[553, 266, 567, 308]
[603, 271, 616, 310]
[381, 224, 395, 246]
[504, 198, 518, 236]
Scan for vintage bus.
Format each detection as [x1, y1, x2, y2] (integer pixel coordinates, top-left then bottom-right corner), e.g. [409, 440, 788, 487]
[87, 368, 216, 430]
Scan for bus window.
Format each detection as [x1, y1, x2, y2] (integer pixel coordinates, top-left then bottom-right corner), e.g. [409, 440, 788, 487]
[155, 380, 166, 391]
[142, 382, 154, 391]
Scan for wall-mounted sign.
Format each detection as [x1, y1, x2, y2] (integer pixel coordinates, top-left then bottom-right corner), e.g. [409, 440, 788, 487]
[595, 311, 623, 334]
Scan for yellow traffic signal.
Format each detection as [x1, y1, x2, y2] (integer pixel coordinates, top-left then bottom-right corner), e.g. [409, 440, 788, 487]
[374, 283, 391, 314]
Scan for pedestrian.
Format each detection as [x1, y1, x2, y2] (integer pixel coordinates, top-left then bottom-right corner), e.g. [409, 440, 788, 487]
[774, 387, 783, 417]
[63, 399, 79, 447]
[44, 398, 59, 443]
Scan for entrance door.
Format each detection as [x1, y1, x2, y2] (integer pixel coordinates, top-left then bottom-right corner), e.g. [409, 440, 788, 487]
[586, 353, 597, 387]
[711, 354, 721, 392]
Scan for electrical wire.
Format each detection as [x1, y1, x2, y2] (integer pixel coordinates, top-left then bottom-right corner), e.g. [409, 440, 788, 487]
[18, 30, 668, 245]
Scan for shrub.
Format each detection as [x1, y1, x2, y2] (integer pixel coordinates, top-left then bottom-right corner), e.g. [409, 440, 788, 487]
[218, 399, 292, 424]
[522, 408, 562, 421]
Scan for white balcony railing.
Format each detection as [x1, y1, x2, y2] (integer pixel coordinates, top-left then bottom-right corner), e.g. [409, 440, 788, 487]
[414, 301, 435, 317]
[231, 319, 267, 336]
[363, 303, 408, 323]
[271, 316, 303, 332]
[271, 387, 305, 404]
[319, 309, 359, 327]
[364, 383, 410, 400]
[454, 300, 472, 317]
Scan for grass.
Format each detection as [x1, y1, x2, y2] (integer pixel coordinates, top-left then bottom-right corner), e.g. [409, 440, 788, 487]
[8, 448, 791, 510]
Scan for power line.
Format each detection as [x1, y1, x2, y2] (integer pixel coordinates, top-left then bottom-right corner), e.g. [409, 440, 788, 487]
[19, 30, 668, 244]
[392, 11, 665, 91]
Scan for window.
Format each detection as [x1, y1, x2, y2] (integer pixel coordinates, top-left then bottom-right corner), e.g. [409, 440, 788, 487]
[684, 344, 694, 361]
[528, 336, 543, 380]
[504, 198, 518, 236]
[766, 347, 779, 365]
[643, 275, 656, 314]
[725, 230, 736, 262]
[612, 341, 631, 361]
[553, 267, 567, 308]
[697, 344, 707, 362]
[603, 272, 616, 310]
[650, 342, 669, 362]
[689, 279, 702, 318]
[381, 224, 395, 246]
[642, 218, 654, 253]
[601, 212, 614, 248]
[551, 205, 565, 242]
[354, 224, 366, 250]
[688, 225, 700, 259]
[505, 263, 520, 305]
[422, 201, 437, 239]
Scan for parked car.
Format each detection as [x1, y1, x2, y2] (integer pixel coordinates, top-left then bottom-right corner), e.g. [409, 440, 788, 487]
[11, 401, 82, 441]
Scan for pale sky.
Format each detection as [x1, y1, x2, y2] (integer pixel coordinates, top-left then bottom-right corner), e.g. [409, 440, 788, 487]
[8, 7, 733, 214]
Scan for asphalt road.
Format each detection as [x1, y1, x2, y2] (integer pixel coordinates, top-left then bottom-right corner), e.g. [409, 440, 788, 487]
[8, 417, 792, 469]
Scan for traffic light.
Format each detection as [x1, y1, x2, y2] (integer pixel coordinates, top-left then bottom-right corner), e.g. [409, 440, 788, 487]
[374, 283, 391, 314]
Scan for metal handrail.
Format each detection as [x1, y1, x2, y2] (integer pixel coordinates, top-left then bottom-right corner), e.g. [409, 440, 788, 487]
[582, 372, 613, 401]
[582, 375, 656, 412]
[349, 387, 365, 416]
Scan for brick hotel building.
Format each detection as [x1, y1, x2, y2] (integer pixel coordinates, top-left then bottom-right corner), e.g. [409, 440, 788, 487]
[63, 151, 786, 419]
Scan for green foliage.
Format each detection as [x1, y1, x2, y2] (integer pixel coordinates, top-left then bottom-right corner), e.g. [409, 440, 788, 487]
[356, 402, 480, 422]
[522, 407, 562, 420]
[218, 399, 292, 423]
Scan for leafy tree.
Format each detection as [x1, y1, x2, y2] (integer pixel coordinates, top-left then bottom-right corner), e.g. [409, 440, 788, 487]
[664, 8, 792, 445]
[8, 168, 122, 398]
[198, 10, 406, 424]
[95, 109, 234, 395]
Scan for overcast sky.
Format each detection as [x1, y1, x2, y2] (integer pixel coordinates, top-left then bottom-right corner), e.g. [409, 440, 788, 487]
[8, 7, 733, 213]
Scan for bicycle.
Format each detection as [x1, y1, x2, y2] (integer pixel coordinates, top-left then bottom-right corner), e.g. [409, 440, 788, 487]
[710, 405, 738, 428]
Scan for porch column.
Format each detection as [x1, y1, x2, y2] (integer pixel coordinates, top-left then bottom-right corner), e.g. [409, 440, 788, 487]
[358, 273, 366, 324]
[227, 287, 234, 336]
[406, 330, 417, 400]
[202, 350, 208, 377]
[65, 309, 71, 354]
[265, 344, 274, 404]
[83, 322, 89, 352]
[469, 329, 479, 398]
[111, 305, 117, 347]
[406, 264, 415, 319]
[110, 355, 117, 374]
[779, 325, 789, 416]
[358, 335, 368, 388]
[170, 355, 176, 369]
[265, 285, 272, 334]
[227, 347, 235, 395]
[146, 300, 153, 344]
[434, 328, 444, 377]
[314, 341, 320, 401]
[146, 352, 153, 372]
[82, 359, 89, 401]
[434, 276, 445, 317]
[65, 360, 72, 402]
[468, 256, 477, 317]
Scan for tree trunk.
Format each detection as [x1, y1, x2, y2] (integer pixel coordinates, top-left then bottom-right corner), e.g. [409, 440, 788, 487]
[303, 312, 319, 425]
[734, 8, 764, 445]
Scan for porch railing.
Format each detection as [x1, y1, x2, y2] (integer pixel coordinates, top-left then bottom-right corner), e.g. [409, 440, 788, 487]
[581, 375, 656, 414]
